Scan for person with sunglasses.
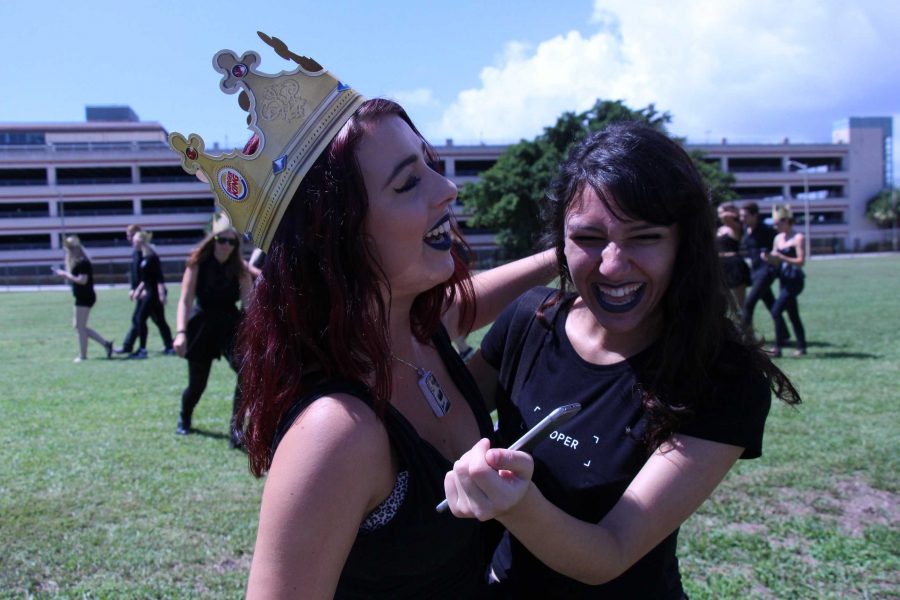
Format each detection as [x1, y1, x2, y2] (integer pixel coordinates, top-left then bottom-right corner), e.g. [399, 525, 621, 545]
[173, 219, 253, 444]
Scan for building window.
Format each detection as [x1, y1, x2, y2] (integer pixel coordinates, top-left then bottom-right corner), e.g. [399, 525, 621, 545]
[73, 231, 132, 248]
[59, 200, 134, 217]
[0, 202, 50, 218]
[56, 167, 132, 185]
[0, 234, 50, 250]
[140, 166, 199, 184]
[141, 198, 215, 214]
[789, 157, 843, 172]
[733, 186, 784, 200]
[727, 157, 783, 173]
[0, 131, 45, 146]
[455, 159, 497, 176]
[0, 168, 47, 186]
[148, 229, 207, 246]
[789, 185, 844, 199]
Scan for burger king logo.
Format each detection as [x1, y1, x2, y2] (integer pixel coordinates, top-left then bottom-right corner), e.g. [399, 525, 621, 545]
[219, 168, 248, 201]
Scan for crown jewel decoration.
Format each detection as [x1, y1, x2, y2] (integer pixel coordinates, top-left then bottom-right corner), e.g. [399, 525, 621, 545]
[168, 32, 365, 251]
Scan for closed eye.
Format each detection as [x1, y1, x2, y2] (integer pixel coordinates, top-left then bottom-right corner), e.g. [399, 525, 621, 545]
[394, 175, 421, 193]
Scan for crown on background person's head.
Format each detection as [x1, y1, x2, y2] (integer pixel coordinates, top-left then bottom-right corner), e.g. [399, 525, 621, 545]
[168, 32, 365, 252]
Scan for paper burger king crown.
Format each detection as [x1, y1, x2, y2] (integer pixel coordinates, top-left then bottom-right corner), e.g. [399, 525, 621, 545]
[168, 32, 365, 251]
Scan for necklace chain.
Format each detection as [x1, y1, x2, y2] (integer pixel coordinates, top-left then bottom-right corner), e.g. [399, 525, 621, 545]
[391, 353, 451, 418]
[392, 353, 424, 374]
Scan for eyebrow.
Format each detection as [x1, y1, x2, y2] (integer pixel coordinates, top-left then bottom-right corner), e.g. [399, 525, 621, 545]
[382, 142, 429, 189]
[568, 222, 664, 233]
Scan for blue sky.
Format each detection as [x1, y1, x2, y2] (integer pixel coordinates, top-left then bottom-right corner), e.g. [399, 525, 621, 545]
[3, 0, 898, 179]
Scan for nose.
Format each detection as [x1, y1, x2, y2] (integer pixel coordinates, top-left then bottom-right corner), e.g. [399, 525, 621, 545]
[598, 242, 630, 277]
[432, 171, 457, 209]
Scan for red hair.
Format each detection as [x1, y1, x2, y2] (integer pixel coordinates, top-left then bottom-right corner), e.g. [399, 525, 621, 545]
[237, 99, 475, 476]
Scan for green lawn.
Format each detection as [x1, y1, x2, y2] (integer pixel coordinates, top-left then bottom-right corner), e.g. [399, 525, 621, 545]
[1, 255, 898, 598]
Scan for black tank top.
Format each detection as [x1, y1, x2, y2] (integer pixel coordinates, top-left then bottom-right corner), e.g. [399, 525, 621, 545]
[716, 233, 741, 253]
[272, 326, 495, 599]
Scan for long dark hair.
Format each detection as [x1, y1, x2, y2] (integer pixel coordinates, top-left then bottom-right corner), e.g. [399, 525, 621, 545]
[186, 225, 246, 280]
[542, 122, 799, 451]
[237, 99, 475, 476]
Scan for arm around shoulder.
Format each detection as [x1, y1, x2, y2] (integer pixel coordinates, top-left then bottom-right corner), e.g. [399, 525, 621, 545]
[246, 393, 394, 599]
[444, 248, 556, 338]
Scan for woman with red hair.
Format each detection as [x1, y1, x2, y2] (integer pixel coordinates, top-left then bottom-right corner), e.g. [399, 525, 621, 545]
[238, 99, 554, 598]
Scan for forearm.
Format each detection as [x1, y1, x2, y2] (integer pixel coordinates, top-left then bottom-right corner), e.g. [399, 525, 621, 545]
[468, 248, 556, 331]
[497, 483, 627, 585]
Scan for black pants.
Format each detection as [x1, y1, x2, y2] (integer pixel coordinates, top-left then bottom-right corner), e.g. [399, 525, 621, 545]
[742, 266, 776, 330]
[180, 353, 242, 435]
[123, 294, 173, 351]
[771, 280, 806, 350]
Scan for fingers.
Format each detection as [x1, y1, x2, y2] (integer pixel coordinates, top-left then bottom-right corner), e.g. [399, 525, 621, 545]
[485, 449, 534, 482]
[443, 438, 533, 521]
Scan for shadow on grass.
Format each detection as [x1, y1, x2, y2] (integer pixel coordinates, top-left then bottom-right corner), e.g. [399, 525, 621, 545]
[804, 341, 880, 359]
[187, 428, 231, 441]
[814, 351, 880, 360]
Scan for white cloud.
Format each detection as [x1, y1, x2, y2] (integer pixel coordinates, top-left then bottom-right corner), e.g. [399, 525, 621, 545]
[388, 87, 439, 108]
[430, 0, 900, 146]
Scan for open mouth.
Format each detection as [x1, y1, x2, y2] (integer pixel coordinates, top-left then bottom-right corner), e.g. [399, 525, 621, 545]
[591, 282, 645, 314]
[423, 214, 452, 251]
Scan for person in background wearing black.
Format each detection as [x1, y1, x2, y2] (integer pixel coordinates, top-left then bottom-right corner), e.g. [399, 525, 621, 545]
[740, 202, 777, 337]
[716, 203, 750, 308]
[173, 221, 252, 443]
[125, 231, 175, 359]
[115, 224, 144, 354]
[54, 235, 114, 362]
[763, 206, 807, 357]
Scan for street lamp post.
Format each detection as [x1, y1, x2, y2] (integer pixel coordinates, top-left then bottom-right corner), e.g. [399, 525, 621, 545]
[787, 159, 812, 258]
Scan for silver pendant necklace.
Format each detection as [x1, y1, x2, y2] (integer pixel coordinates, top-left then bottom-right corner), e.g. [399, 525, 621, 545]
[392, 354, 451, 418]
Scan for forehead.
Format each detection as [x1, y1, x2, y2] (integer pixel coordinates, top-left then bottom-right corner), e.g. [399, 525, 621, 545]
[355, 115, 422, 181]
[566, 186, 628, 227]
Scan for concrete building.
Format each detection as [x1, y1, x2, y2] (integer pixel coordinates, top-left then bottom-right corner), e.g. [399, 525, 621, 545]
[436, 116, 894, 256]
[0, 108, 220, 284]
[0, 109, 892, 283]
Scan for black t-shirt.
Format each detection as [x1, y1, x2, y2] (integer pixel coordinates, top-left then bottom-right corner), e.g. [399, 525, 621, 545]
[481, 289, 771, 599]
[138, 254, 165, 298]
[743, 223, 777, 271]
[70, 259, 97, 307]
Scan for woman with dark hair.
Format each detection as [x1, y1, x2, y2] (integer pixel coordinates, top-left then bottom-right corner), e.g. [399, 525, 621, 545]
[235, 98, 554, 598]
[173, 220, 253, 440]
[716, 202, 751, 307]
[763, 206, 807, 357]
[54, 235, 113, 362]
[443, 122, 800, 598]
[169, 36, 554, 597]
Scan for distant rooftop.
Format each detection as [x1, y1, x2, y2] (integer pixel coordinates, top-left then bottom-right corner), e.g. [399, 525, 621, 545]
[86, 105, 140, 123]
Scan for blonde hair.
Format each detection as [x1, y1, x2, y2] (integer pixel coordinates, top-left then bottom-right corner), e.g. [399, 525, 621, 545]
[132, 231, 157, 255]
[62, 235, 88, 272]
[772, 205, 794, 223]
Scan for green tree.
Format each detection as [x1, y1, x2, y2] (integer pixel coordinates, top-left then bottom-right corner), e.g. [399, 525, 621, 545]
[460, 99, 735, 258]
[866, 188, 899, 228]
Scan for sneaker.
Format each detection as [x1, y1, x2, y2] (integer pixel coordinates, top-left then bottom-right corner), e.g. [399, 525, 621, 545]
[162, 348, 177, 356]
[73, 356, 85, 363]
[127, 348, 148, 359]
[113, 346, 131, 355]
[104, 341, 114, 359]
[176, 417, 191, 436]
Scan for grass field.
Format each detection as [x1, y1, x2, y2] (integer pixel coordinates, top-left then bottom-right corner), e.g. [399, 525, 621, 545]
[1, 255, 898, 598]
